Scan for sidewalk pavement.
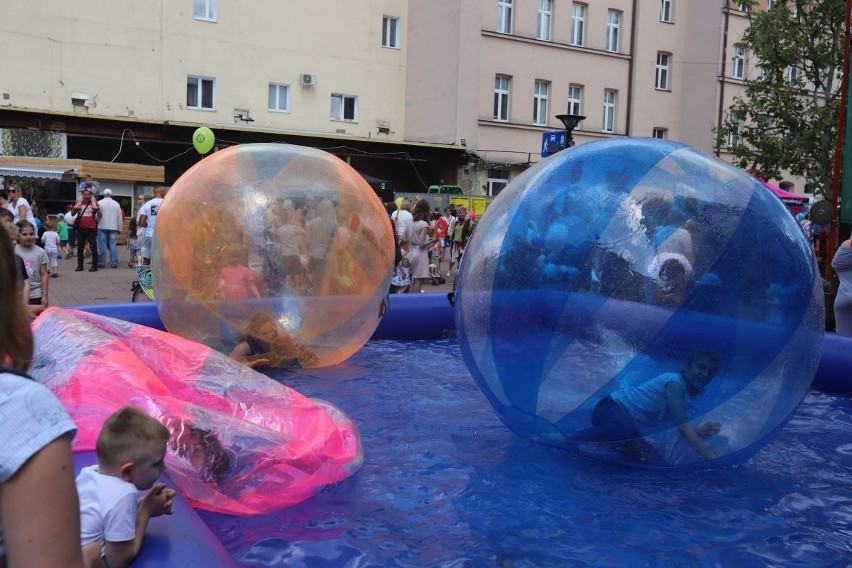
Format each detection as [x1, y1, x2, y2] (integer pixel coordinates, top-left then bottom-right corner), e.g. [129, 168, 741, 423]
[49, 252, 456, 309]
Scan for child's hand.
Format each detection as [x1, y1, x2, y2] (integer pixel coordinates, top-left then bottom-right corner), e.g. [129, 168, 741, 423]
[139, 483, 173, 517]
[161, 488, 176, 515]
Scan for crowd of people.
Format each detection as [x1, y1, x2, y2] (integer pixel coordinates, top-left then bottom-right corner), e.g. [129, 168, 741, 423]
[388, 197, 476, 293]
[0, 179, 166, 317]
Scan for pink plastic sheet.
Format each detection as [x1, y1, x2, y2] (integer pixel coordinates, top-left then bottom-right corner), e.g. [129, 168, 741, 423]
[30, 307, 363, 515]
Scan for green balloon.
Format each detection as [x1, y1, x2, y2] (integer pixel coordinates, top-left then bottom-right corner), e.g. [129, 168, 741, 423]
[192, 127, 215, 155]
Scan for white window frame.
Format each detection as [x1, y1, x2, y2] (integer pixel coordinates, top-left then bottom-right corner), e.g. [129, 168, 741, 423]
[494, 75, 511, 122]
[606, 10, 621, 53]
[727, 112, 740, 147]
[655, 52, 671, 90]
[660, 0, 673, 22]
[487, 169, 509, 197]
[497, 0, 513, 34]
[268, 83, 290, 112]
[602, 89, 617, 133]
[382, 16, 401, 48]
[533, 80, 550, 126]
[193, 0, 217, 22]
[652, 127, 668, 139]
[537, 0, 553, 41]
[732, 45, 746, 79]
[738, 3, 749, 11]
[568, 84, 584, 127]
[186, 75, 215, 110]
[330, 93, 359, 122]
[571, 3, 586, 47]
[786, 65, 799, 84]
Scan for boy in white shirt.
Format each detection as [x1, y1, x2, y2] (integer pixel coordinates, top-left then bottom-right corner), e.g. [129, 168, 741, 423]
[76, 407, 175, 568]
[41, 219, 61, 277]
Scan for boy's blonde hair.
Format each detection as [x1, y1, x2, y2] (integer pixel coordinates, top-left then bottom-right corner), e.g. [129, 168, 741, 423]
[96, 407, 170, 468]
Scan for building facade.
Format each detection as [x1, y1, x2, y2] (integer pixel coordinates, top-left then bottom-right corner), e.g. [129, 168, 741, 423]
[0, 0, 810, 213]
[405, 0, 810, 198]
[0, 0, 465, 213]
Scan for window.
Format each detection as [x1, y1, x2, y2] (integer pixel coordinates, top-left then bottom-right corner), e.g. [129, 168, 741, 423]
[786, 65, 799, 84]
[193, 0, 217, 21]
[738, 3, 749, 11]
[602, 89, 617, 133]
[660, 0, 673, 22]
[268, 83, 290, 112]
[487, 169, 509, 196]
[732, 45, 746, 79]
[766, 0, 774, 8]
[606, 11, 621, 53]
[571, 3, 586, 46]
[497, 0, 513, 34]
[655, 52, 671, 90]
[494, 75, 511, 122]
[186, 76, 215, 109]
[533, 81, 550, 126]
[330, 94, 358, 121]
[727, 112, 740, 147]
[382, 16, 400, 48]
[652, 127, 668, 139]
[537, 0, 553, 41]
[567, 84, 584, 127]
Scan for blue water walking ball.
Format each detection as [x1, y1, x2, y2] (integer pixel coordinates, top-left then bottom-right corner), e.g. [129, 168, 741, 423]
[455, 138, 823, 469]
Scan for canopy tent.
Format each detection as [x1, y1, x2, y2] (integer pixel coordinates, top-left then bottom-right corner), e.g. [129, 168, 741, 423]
[761, 180, 808, 216]
[358, 172, 394, 202]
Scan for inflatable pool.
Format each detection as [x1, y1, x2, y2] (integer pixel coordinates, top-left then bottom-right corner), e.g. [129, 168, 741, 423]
[76, 294, 852, 394]
[50, 296, 852, 566]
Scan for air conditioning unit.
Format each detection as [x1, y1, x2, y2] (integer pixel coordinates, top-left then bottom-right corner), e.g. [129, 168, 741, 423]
[300, 74, 316, 86]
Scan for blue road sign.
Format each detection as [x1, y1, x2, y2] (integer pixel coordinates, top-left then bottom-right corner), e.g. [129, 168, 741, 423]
[541, 131, 566, 157]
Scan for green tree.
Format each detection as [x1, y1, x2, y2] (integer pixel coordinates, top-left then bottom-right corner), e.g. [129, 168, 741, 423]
[717, 0, 846, 197]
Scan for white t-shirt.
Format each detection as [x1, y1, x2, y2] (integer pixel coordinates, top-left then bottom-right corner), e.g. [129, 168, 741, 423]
[391, 209, 413, 241]
[8, 196, 36, 225]
[0, 370, 77, 560]
[42, 230, 60, 251]
[76, 465, 138, 547]
[138, 197, 164, 235]
[611, 373, 692, 428]
[98, 197, 123, 232]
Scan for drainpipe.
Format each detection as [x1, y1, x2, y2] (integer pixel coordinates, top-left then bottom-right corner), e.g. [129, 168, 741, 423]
[626, 0, 638, 136]
[716, 1, 731, 157]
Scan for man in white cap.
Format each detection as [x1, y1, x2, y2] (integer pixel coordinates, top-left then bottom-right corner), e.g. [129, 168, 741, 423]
[96, 188, 123, 268]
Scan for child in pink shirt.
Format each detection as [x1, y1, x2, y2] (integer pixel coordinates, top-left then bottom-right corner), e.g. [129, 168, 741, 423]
[219, 251, 261, 300]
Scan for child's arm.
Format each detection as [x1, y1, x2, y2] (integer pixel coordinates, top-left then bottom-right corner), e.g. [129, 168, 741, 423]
[103, 484, 173, 568]
[40, 260, 49, 306]
[665, 382, 716, 461]
[250, 282, 262, 298]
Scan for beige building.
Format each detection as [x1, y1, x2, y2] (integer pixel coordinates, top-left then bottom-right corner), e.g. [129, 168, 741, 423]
[0, 0, 809, 205]
[405, 0, 809, 197]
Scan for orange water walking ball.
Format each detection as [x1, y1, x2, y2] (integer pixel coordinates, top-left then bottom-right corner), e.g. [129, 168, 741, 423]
[152, 143, 394, 367]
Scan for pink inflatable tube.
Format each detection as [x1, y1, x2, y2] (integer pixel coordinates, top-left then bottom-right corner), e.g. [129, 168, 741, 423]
[31, 307, 363, 516]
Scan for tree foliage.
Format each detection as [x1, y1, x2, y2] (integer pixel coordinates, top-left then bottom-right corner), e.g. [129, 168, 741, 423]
[717, 0, 846, 196]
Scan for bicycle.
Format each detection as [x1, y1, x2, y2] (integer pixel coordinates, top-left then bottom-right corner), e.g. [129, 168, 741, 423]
[131, 265, 155, 302]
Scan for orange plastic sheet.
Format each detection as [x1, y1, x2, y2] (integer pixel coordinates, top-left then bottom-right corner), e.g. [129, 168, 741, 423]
[30, 307, 363, 515]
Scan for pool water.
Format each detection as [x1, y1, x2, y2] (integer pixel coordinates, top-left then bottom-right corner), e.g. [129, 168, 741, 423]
[198, 339, 852, 567]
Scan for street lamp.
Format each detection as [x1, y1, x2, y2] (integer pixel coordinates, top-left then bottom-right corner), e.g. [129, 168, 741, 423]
[556, 114, 585, 151]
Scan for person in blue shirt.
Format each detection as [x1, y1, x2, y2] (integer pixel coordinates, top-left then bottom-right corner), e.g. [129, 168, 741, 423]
[584, 349, 721, 465]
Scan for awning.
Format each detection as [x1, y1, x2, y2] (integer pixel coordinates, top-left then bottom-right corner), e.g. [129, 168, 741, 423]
[0, 166, 67, 180]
